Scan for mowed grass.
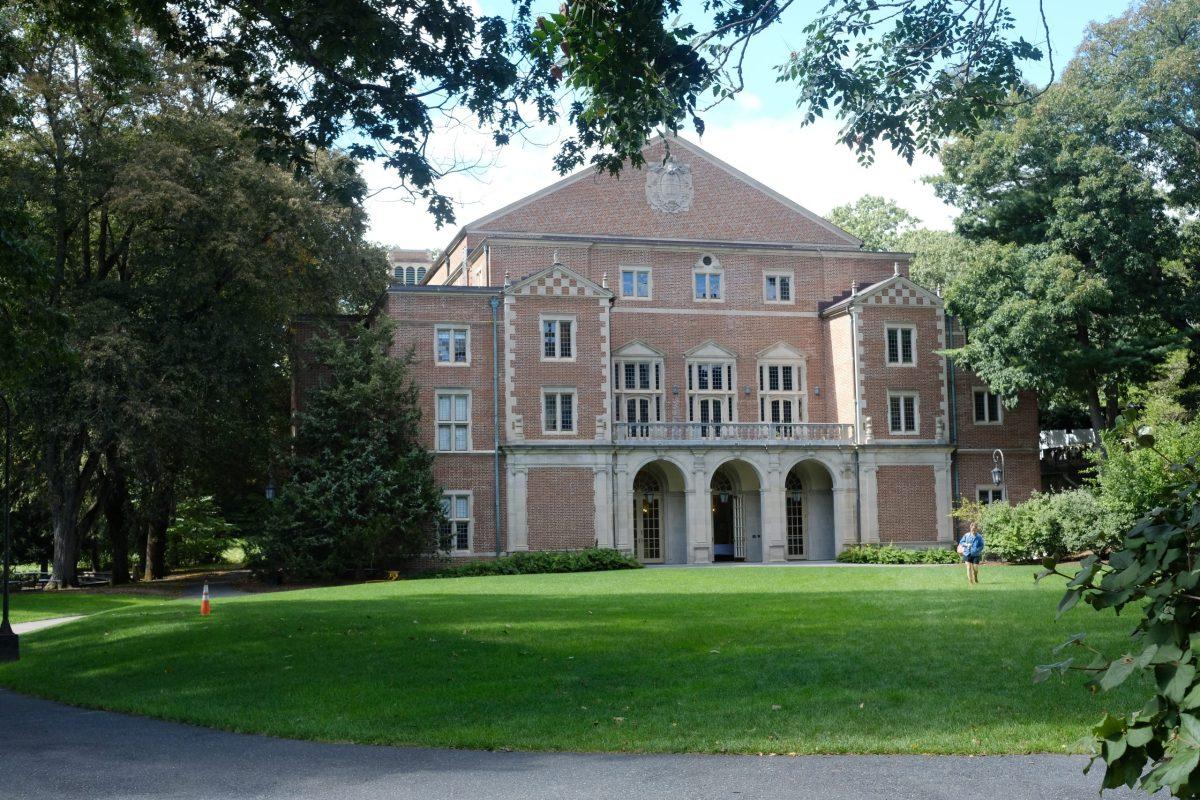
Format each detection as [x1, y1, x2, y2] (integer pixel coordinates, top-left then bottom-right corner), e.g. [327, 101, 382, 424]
[6, 591, 164, 624]
[0, 566, 1143, 754]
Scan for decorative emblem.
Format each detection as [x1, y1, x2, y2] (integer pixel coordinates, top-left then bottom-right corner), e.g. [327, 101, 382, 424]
[645, 158, 694, 213]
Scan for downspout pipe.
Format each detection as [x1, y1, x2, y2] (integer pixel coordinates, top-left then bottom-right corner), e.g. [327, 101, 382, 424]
[489, 295, 503, 558]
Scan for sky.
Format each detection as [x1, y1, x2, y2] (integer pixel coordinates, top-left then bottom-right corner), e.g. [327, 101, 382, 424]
[362, 0, 1134, 250]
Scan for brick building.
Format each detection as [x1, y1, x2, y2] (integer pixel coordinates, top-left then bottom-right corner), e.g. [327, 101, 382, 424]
[384, 136, 1038, 563]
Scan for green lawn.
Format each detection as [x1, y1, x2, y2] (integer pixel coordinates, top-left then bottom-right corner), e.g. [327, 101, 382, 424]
[6, 591, 164, 624]
[0, 566, 1142, 754]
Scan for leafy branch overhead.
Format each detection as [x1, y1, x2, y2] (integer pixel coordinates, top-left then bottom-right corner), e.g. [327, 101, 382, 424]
[6, 0, 1052, 225]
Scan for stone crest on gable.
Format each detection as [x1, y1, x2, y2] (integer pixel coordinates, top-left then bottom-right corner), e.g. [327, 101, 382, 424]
[645, 158, 694, 214]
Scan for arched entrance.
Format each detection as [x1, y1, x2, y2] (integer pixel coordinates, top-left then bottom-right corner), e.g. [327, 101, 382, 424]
[785, 460, 836, 560]
[710, 460, 763, 562]
[631, 460, 688, 564]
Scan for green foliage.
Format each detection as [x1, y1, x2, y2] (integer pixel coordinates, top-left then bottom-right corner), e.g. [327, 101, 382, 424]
[252, 320, 443, 582]
[836, 544, 958, 565]
[825, 195, 920, 251]
[166, 497, 236, 568]
[932, 21, 1198, 427]
[1092, 374, 1200, 526]
[968, 490, 1121, 563]
[430, 548, 642, 578]
[778, 1, 1045, 163]
[1039, 438, 1200, 797]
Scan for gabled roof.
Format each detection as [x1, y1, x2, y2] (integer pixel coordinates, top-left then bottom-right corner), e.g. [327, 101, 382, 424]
[503, 261, 612, 299]
[684, 340, 737, 360]
[460, 135, 863, 248]
[756, 341, 806, 360]
[613, 339, 665, 358]
[819, 274, 943, 317]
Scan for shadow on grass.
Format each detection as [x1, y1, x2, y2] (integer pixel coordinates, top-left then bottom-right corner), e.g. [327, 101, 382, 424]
[0, 576, 1141, 755]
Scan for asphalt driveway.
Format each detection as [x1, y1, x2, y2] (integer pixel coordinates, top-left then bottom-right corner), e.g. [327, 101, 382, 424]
[0, 689, 1147, 800]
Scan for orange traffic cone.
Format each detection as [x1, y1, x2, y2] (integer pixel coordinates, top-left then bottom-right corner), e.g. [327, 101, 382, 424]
[200, 582, 211, 616]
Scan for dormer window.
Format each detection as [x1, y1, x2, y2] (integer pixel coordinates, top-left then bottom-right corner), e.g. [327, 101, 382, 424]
[693, 254, 723, 302]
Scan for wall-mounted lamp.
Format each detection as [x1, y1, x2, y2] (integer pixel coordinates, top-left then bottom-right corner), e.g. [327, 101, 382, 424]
[672, 385, 680, 396]
[991, 448, 1005, 486]
[743, 385, 751, 396]
[813, 385, 821, 397]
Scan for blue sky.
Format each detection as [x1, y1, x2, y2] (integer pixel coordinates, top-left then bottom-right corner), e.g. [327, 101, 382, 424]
[364, 0, 1135, 248]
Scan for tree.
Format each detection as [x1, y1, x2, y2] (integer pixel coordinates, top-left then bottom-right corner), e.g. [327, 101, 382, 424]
[254, 320, 443, 581]
[826, 195, 920, 251]
[2, 0, 1055, 222]
[932, 73, 1192, 431]
[0, 18, 381, 586]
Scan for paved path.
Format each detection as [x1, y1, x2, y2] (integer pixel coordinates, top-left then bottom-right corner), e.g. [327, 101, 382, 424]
[0, 690, 1145, 800]
[11, 615, 83, 635]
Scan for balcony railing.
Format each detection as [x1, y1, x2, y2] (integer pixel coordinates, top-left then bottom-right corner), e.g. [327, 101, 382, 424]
[613, 421, 854, 444]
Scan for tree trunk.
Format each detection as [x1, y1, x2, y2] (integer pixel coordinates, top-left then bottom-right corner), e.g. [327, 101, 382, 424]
[102, 449, 131, 584]
[43, 434, 96, 590]
[143, 482, 173, 581]
[1086, 386, 1106, 434]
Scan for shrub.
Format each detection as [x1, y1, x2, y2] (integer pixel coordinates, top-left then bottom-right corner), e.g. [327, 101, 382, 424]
[430, 548, 642, 578]
[836, 544, 959, 564]
[167, 496, 236, 567]
[963, 489, 1121, 563]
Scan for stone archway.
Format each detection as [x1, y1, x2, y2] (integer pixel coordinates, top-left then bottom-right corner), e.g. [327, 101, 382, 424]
[784, 460, 836, 560]
[631, 460, 688, 564]
[710, 459, 764, 562]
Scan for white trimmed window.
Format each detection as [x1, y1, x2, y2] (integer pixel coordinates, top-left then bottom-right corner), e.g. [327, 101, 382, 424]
[764, 271, 793, 304]
[541, 316, 575, 360]
[973, 389, 1003, 424]
[614, 359, 663, 432]
[758, 360, 805, 427]
[542, 389, 577, 434]
[687, 359, 735, 435]
[977, 486, 1005, 505]
[435, 391, 471, 451]
[887, 392, 919, 435]
[440, 492, 472, 552]
[693, 254, 723, 302]
[885, 325, 917, 366]
[620, 268, 652, 299]
[435, 325, 469, 365]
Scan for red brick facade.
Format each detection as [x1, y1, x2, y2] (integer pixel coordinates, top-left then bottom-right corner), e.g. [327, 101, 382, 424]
[363, 136, 1040, 560]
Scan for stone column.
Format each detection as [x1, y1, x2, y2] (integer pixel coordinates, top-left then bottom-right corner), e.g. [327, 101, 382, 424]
[934, 459, 953, 543]
[832, 486, 857, 553]
[686, 453, 712, 563]
[613, 462, 633, 553]
[859, 462, 880, 544]
[761, 456, 787, 563]
[593, 465, 614, 548]
[506, 465, 529, 551]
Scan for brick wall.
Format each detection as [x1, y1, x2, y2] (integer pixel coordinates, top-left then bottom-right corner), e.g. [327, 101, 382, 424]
[526, 467, 596, 549]
[855, 302, 946, 441]
[876, 465, 938, 542]
[475, 139, 855, 246]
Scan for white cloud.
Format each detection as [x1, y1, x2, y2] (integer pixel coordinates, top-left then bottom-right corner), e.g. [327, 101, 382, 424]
[735, 92, 763, 112]
[361, 112, 956, 250]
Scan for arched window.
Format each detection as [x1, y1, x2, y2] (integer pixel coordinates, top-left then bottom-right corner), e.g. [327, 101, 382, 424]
[416, 266, 427, 283]
[693, 254, 723, 301]
[405, 266, 416, 284]
[785, 470, 804, 558]
[633, 471, 663, 562]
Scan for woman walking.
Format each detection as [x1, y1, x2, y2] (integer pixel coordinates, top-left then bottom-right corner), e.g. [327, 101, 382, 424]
[957, 522, 984, 584]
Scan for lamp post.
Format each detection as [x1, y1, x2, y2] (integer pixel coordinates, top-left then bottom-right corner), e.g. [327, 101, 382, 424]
[0, 394, 19, 662]
[991, 448, 1006, 487]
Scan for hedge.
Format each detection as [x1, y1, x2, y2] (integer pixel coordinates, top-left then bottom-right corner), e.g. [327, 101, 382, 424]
[836, 544, 960, 564]
[429, 547, 643, 578]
